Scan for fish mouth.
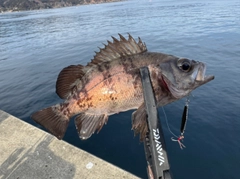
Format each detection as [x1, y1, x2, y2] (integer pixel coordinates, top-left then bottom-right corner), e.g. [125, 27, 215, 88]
[194, 63, 214, 87]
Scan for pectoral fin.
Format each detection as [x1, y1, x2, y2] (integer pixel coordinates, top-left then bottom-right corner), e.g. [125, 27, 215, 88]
[75, 113, 108, 140]
[56, 65, 90, 99]
[132, 103, 148, 141]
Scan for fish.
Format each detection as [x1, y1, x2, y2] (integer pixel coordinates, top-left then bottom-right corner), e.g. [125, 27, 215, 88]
[31, 34, 214, 140]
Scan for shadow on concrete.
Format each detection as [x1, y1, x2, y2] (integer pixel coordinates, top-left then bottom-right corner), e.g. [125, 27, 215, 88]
[0, 135, 76, 179]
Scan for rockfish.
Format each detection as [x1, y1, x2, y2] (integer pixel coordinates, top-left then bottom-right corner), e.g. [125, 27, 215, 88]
[32, 34, 214, 140]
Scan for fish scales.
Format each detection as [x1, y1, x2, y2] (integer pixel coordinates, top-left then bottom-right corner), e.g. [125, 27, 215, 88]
[32, 34, 214, 140]
[75, 68, 143, 115]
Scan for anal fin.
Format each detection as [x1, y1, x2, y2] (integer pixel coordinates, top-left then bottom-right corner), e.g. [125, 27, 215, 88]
[75, 113, 108, 140]
[132, 103, 148, 141]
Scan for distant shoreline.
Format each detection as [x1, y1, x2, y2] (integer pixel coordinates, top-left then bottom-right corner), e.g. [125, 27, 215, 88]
[0, 0, 123, 13]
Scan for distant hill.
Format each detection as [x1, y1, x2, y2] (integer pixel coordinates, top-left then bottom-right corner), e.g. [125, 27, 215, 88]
[0, 0, 122, 12]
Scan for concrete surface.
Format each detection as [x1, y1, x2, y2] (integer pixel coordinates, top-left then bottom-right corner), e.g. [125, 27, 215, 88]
[0, 110, 140, 179]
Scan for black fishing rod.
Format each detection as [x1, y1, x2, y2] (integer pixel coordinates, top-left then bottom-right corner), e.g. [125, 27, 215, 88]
[139, 67, 172, 179]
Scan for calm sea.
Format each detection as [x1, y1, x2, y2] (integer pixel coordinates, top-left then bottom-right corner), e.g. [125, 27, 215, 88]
[0, 0, 240, 178]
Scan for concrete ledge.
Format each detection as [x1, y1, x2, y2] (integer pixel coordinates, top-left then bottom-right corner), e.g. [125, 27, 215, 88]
[0, 110, 139, 179]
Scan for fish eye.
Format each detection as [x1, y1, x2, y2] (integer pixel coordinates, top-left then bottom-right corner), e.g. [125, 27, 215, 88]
[178, 59, 192, 72]
[181, 62, 191, 71]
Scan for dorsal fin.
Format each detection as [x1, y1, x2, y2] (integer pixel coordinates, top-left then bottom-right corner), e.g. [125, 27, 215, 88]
[56, 65, 88, 99]
[88, 33, 147, 67]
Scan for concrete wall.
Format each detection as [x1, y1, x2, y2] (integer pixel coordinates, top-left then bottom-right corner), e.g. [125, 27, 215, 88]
[0, 110, 140, 179]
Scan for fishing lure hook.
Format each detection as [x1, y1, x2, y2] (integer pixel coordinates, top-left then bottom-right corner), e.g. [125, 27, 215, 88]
[171, 95, 190, 149]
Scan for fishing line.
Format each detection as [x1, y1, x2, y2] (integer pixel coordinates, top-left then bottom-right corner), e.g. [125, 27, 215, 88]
[161, 107, 178, 138]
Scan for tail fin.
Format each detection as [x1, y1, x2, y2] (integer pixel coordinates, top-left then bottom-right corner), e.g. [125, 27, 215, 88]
[31, 105, 70, 140]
